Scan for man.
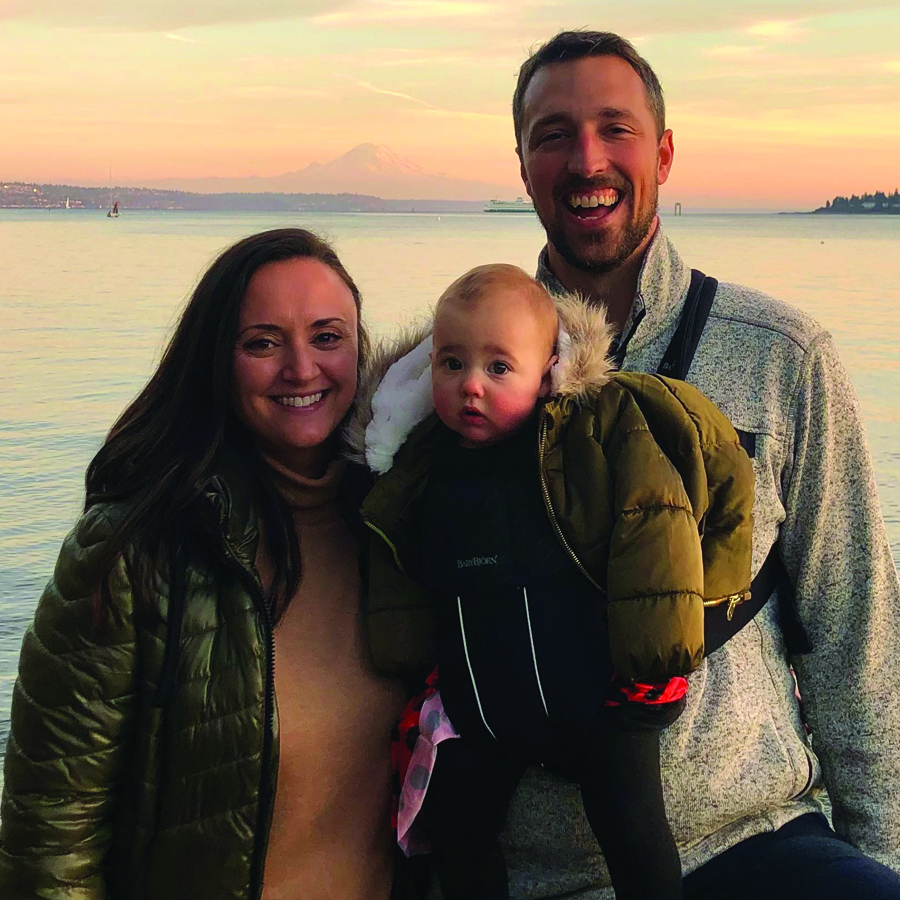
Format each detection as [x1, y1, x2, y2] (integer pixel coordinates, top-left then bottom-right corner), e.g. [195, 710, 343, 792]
[496, 29, 900, 900]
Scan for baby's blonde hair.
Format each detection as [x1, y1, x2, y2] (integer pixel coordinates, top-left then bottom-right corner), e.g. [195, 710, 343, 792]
[435, 263, 558, 355]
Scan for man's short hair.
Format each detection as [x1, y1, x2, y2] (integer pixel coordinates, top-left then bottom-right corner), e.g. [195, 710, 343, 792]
[513, 30, 666, 146]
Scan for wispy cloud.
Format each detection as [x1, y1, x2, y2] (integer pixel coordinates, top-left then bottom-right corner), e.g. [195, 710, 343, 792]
[165, 33, 198, 44]
[231, 85, 329, 99]
[704, 44, 764, 58]
[406, 108, 507, 121]
[745, 19, 808, 40]
[881, 59, 900, 72]
[0, 0, 347, 30]
[350, 79, 436, 108]
[312, 0, 497, 24]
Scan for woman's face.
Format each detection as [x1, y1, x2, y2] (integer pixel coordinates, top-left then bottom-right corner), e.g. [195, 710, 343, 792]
[232, 256, 359, 475]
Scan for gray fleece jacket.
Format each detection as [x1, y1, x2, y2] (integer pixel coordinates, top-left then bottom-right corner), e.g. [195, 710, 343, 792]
[476, 224, 900, 899]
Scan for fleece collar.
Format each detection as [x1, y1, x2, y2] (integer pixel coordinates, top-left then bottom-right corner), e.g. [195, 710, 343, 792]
[536, 222, 692, 364]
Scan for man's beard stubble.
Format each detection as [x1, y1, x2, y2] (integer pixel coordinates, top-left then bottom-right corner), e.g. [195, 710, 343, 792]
[540, 180, 659, 276]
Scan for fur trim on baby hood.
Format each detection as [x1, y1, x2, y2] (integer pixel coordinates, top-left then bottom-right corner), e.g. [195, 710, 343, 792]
[343, 294, 616, 474]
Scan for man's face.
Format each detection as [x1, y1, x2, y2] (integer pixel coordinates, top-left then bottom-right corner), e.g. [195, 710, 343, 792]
[517, 55, 674, 274]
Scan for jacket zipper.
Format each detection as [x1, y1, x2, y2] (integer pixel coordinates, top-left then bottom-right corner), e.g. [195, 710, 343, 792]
[538, 417, 604, 594]
[218, 535, 276, 900]
[363, 519, 407, 573]
[702, 589, 752, 619]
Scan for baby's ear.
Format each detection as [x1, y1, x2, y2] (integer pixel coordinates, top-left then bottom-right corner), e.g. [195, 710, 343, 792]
[538, 355, 558, 397]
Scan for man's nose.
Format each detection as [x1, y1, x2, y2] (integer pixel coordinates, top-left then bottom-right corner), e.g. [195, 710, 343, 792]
[568, 128, 608, 179]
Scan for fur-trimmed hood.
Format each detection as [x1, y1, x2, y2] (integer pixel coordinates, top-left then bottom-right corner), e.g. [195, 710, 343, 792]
[344, 294, 616, 474]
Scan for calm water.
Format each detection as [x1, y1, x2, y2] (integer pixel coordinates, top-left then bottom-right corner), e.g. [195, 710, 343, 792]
[1, 209, 899, 753]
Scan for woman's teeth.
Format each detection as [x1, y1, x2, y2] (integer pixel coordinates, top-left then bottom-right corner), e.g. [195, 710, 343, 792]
[277, 392, 323, 407]
[568, 190, 618, 209]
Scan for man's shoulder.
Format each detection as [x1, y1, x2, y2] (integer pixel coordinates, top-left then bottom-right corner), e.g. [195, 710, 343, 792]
[709, 280, 827, 356]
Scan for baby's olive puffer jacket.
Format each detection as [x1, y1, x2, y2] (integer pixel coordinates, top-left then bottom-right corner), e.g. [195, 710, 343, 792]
[0, 471, 279, 899]
[350, 295, 755, 684]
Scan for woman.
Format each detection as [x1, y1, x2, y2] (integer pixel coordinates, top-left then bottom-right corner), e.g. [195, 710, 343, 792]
[0, 229, 408, 899]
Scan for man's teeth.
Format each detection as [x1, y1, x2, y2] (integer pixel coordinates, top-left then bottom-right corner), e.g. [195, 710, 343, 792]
[568, 191, 618, 208]
[277, 392, 322, 408]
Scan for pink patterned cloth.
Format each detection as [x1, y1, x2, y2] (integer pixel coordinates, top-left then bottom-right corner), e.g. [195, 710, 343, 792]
[397, 690, 460, 856]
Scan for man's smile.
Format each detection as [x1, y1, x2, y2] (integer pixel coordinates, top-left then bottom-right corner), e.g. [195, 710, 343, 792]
[558, 185, 625, 224]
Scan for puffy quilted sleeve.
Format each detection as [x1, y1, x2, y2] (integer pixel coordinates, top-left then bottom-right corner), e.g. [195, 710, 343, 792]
[0, 506, 138, 899]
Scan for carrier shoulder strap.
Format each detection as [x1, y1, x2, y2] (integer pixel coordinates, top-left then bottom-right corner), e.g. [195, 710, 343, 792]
[656, 269, 812, 656]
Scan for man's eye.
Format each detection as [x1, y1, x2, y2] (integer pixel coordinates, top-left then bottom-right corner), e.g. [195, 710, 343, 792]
[488, 361, 509, 375]
[536, 130, 565, 145]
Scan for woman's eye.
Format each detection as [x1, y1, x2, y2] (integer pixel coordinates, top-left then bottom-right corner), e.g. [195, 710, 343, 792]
[489, 361, 509, 375]
[314, 331, 342, 346]
[244, 337, 276, 352]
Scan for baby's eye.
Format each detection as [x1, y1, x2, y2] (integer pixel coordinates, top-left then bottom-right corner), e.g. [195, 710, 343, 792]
[488, 361, 510, 375]
[443, 357, 463, 371]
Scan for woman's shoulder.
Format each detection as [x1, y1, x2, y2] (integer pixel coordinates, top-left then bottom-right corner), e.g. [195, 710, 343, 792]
[50, 502, 134, 608]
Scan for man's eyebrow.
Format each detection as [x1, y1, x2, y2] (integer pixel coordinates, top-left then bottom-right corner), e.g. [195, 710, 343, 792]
[529, 107, 640, 132]
[597, 106, 638, 119]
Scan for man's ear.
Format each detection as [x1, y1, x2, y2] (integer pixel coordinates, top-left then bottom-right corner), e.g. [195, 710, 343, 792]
[517, 146, 533, 199]
[657, 129, 674, 186]
[538, 354, 558, 397]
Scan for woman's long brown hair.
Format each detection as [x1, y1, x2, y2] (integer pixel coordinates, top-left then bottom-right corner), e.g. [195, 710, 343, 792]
[85, 228, 368, 623]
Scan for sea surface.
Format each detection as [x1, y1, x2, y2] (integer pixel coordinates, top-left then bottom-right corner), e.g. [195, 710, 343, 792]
[1, 209, 899, 757]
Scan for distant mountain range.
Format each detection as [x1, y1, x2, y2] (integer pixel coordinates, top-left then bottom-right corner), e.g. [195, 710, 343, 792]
[145, 143, 518, 202]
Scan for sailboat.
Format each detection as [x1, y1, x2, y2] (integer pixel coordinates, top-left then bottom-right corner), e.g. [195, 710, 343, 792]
[106, 166, 119, 217]
[65, 197, 71, 210]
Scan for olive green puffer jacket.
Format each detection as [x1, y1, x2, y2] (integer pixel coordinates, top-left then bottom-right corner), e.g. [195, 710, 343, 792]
[0, 470, 279, 899]
[348, 296, 755, 683]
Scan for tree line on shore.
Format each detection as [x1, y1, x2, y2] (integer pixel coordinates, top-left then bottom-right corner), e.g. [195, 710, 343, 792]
[815, 190, 900, 214]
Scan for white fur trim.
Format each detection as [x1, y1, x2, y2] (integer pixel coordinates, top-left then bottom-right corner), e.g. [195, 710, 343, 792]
[365, 335, 434, 474]
[550, 323, 572, 396]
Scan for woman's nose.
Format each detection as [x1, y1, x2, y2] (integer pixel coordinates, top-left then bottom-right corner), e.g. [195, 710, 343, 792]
[282, 345, 320, 381]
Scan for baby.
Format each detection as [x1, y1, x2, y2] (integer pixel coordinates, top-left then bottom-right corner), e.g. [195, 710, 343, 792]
[356, 264, 754, 900]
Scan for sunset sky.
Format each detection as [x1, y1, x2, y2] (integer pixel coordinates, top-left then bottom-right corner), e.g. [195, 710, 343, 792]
[2, 0, 898, 209]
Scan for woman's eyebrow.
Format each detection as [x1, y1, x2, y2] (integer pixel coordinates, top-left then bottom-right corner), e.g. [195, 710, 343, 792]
[237, 317, 349, 336]
[237, 322, 282, 336]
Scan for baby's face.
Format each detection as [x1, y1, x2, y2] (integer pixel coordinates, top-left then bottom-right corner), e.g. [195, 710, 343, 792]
[431, 288, 556, 447]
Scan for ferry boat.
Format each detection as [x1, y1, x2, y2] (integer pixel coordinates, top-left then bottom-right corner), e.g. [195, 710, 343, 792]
[483, 197, 534, 214]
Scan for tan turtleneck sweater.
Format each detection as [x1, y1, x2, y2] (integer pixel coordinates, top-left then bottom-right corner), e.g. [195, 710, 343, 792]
[257, 456, 406, 900]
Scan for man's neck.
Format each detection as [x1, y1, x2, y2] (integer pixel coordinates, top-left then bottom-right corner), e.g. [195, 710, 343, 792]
[547, 217, 658, 333]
